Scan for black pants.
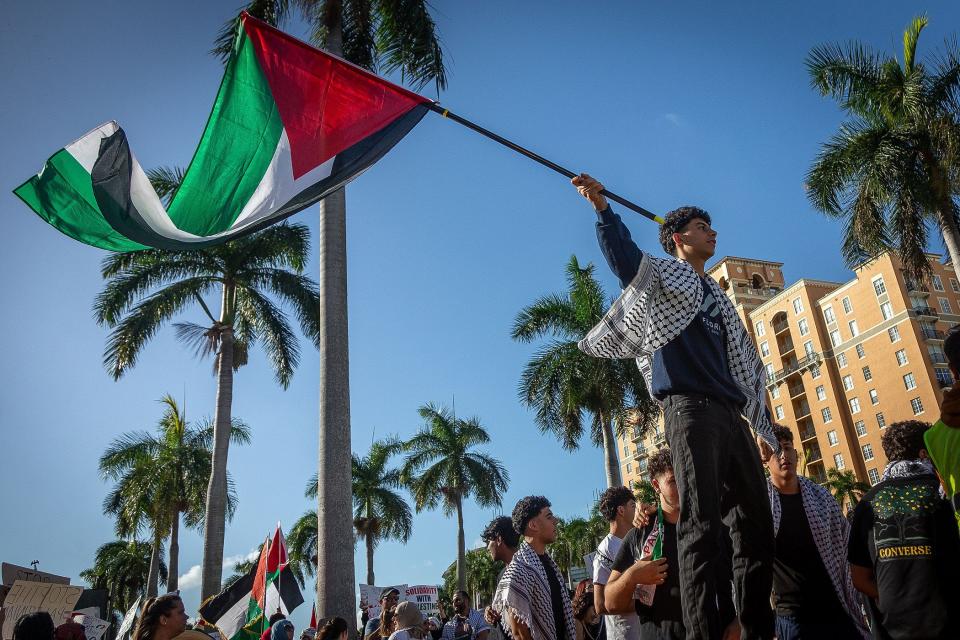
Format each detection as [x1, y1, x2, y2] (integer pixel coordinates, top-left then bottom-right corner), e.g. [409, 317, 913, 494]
[663, 393, 775, 640]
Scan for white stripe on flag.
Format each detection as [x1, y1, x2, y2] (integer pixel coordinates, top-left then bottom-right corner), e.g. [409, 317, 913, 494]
[214, 594, 252, 640]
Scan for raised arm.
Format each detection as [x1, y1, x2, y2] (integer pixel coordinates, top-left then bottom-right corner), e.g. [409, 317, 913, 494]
[572, 173, 643, 287]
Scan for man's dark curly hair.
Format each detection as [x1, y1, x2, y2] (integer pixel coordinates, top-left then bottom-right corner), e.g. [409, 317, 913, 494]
[481, 516, 520, 549]
[571, 589, 595, 621]
[882, 420, 931, 462]
[659, 206, 712, 255]
[648, 448, 673, 481]
[512, 495, 550, 535]
[598, 486, 636, 522]
[945, 325, 960, 371]
[771, 425, 793, 444]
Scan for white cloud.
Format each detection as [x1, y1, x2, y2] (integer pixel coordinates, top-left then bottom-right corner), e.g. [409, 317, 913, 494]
[663, 113, 684, 127]
[178, 548, 261, 590]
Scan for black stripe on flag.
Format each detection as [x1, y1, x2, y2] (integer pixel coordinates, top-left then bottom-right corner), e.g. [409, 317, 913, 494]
[198, 570, 255, 624]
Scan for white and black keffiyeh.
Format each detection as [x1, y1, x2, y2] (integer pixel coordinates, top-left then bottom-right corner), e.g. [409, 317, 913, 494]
[767, 477, 869, 638]
[881, 458, 936, 481]
[578, 252, 778, 451]
[492, 543, 576, 640]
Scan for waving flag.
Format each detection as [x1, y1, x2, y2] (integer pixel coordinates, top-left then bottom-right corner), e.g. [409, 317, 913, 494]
[14, 12, 431, 252]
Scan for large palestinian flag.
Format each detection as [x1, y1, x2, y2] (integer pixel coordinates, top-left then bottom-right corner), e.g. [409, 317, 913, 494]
[14, 12, 432, 252]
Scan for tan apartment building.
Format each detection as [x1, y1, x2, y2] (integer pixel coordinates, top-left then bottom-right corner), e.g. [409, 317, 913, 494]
[618, 252, 958, 489]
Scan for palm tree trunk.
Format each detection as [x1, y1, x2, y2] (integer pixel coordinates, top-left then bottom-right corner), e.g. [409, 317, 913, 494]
[316, 10, 355, 628]
[599, 412, 622, 487]
[921, 147, 960, 281]
[365, 535, 375, 586]
[456, 495, 466, 591]
[147, 531, 162, 597]
[201, 286, 235, 600]
[167, 510, 180, 592]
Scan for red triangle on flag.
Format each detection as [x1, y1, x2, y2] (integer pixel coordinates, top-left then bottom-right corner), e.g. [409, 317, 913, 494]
[242, 13, 431, 180]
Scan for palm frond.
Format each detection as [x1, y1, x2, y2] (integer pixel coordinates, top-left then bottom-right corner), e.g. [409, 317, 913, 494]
[375, 0, 447, 93]
[146, 166, 185, 207]
[902, 15, 928, 74]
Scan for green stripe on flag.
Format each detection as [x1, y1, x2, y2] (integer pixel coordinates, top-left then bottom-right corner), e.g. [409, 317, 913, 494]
[167, 23, 284, 236]
[13, 149, 145, 252]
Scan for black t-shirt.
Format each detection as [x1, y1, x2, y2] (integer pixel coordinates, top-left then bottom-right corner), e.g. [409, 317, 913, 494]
[595, 206, 744, 407]
[848, 474, 960, 639]
[772, 492, 850, 622]
[538, 553, 569, 640]
[611, 522, 683, 625]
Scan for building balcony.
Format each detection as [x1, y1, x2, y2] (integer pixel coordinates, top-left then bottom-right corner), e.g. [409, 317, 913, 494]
[913, 306, 938, 318]
[805, 444, 823, 464]
[773, 321, 790, 335]
[769, 352, 822, 385]
[930, 352, 949, 365]
[742, 287, 780, 298]
[787, 383, 805, 398]
[779, 339, 796, 356]
[798, 425, 817, 442]
[632, 447, 648, 460]
[653, 432, 667, 447]
[808, 466, 827, 484]
[904, 277, 930, 296]
[921, 328, 945, 341]
[938, 378, 955, 388]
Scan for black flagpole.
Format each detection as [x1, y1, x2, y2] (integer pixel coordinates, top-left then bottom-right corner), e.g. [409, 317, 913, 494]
[426, 103, 665, 224]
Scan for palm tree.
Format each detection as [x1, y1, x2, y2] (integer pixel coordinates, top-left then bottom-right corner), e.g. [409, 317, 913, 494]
[81, 540, 167, 615]
[806, 16, 960, 283]
[94, 211, 311, 601]
[512, 256, 659, 487]
[400, 403, 509, 591]
[302, 439, 412, 585]
[825, 468, 871, 515]
[549, 517, 594, 588]
[99, 396, 250, 594]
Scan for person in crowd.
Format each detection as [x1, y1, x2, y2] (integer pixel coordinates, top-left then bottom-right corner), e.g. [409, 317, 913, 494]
[13, 612, 55, 640]
[426, 617, 443, 640]
[389, 602, 426, 640]
[131, 594, 188, 640]
[298, 628, 316, 640]
[316, 617, 349, 640]
[270, 620, 294, 640]
[924, 327, 960, 529]
[573, 175, 776, 640]
[53, 621, 86, 640]
[481, 516, 519, 639]
[364, 588, 401, 639]
[572, 586, 604, 640]
[592, 485, 640, 640]
[607, 449, 738, 640]
[260, 612, 286, 640]
[849, 420, 960, 639]
[441, 590, 489, 640]
[763, 425, 868, 639]
[492, 495, 576, 640]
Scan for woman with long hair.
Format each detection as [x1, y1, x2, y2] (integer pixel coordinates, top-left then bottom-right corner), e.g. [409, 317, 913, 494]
[316, 618, 348, 640]
[131, 594, 188, 640]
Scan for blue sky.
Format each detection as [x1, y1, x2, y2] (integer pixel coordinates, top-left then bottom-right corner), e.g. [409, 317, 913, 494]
[2, 0, 959, 629]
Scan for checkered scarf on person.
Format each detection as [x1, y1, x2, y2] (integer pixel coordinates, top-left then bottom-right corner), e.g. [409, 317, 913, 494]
[767, 477, 869, 638]
[578, 252, 778, 451]
[492, 542, 576, 640]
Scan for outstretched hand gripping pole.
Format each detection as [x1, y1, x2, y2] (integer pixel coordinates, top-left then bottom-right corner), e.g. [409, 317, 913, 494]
[427, 103, 665, 225]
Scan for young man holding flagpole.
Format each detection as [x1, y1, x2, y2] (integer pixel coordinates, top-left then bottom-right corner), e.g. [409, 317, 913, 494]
[573, 175, 777, 639]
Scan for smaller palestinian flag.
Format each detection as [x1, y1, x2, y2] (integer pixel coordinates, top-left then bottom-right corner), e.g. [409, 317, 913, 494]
[200, 526, 303, 640]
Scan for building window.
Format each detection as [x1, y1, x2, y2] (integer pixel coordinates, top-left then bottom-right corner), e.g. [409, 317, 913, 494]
[889, 326, 901, 342]
[804, 340, 815, 355]
[868, 468, 880, 484]
[626, 463, 632, 473]
[799, 318, 809, 336]
[855, 420, 867, 437]
[638, 459, 648, 473]
[877, 412, 886, 428]
[837, 352, 848, 367]
[842, 297, 853, 314]
[816, 385, 827, 401]
[903, 373, 917, 390]
[933, 274, 944, 291]
[775, 405, 785, 420]
[834, 453, 845, 469]
[929, 345, 948, 363]
[862, 443, 875, 461]
[935, 367, 954, 387]
[822, 407, 833, 423]
[842, 375, 854, 391]
[811, 365, 822, 379]
[869, 389, 879, 405]
[830, 330, 842, 347]
[850, 397, 861, 413]
[873, 276, 886, 296]
[952, 278, 960, 293]
[624, 445, 629, 456]
[827, 430, 839, 446]
[855, 343, 865, 358]
[765, 363, 775, 378]
[793, 297, 804, 314]
[911, 397, 924, 415]
[896, 349, 908, 366]
[824, 306, 836, 324]
[771, 385, 781, 399]
[881, 301, 894, 320]
[756, 320, 765, 337]
[760, 341, 770, 357]
[939, 297, 953, 314]
[848, 320, 859, 337]
[863, 366, 873, 381]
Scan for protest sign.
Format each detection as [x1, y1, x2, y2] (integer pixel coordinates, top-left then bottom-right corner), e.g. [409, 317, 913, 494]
[1, 581, 83, 640]
[1, 563, 69, 587]
[358, 584, 407, 620]
[116, 597, 142, 640]
[403, 585, 439, 617]
[72, 614, 110, 640]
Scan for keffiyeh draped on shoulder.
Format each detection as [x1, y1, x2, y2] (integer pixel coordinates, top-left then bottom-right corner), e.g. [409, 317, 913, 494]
[492, 543, 575, 640]
[578, 252, 778, 451]
[767, 477, 869, 638]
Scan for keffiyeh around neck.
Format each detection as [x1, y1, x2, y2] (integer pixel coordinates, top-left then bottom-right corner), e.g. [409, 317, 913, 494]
[492, 542, 575, 640]
[881, 458, 936, 481]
